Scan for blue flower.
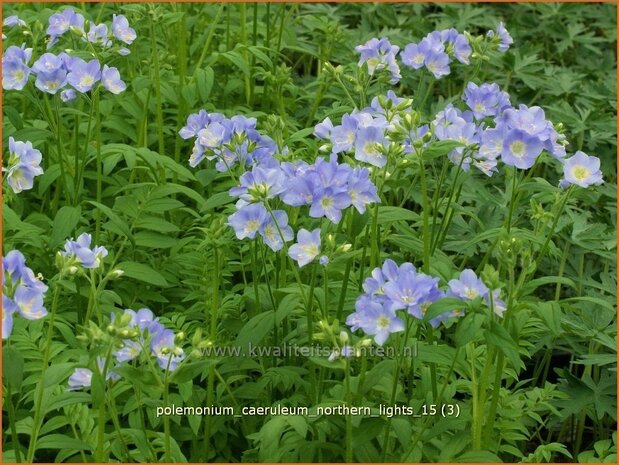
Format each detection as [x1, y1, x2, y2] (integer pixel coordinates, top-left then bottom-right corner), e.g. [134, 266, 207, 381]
[62, 233, 108, 269]
[2, 45, 33, 91]
[227, 203, 269, 240]
[179, 110, 210, 139]
[60, 88, 77, 102]
[354, 125, 388, 167]
[67, 357, 119, 391]
[383, 266, 440, 313]
[229, 165, 287, 206]
[259, 210, 293, 252]
[47, 7, 85, 46]
[68, 368, 93, 390]
[2, 250, 48, 339]
[32, 53, 65, 74]
[34, 68, 67, 94]
[353, 299, 404, 346]
[463, 82, 510, 120]
[314, 117, 333, 140]
[288, 228, 321, 268]
[112, 14, 137, 45]
[310, 186, 351, 224]
[330, 115, 359, 154]
[424, 50, 450, 79]
[560, 151, 603, 188]
[2, 58, 31, 90]
[151, 328, 185, 371]
[501, 128, 543, 169]
[3, 137, 44, 193]
[87, 23, 111, 48]
[66, 58, 101, 93]
[101, 65, 126, 94]
[114, 340, 142, 363]
[447, 269, 489, 301]
[14, 286, 47, 320]
[3, 15, 26, 28]
[354, 37, 401, 84]
[401, 42, 429, 70]
[452, 34, 472, 64]
[487, 22, 513, 52]
[347, 167, 380, 214]
[2, 296, 16, 340]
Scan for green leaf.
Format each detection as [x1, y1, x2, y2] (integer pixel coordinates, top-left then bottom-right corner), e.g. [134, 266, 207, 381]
[134, 231, 178, 249]
[88, 201, 132, 238]
[49, 206, 81, 248]
[235, 311, 275, 349]
[454, 313, 484, 347]
[201, 191, 234, 212]
[484, 321, 521, 369]
[377, 206, 418, 223]
[171, 360, 216, 384]
[196, 66, 214, 101]
[2, 346, 24, 390]
[36, 434, 93, 451]
[424, 297, 464, 322]
[421, 140, 464, 160]
[43, 363, 75, 388]
[117, 261, 169, 287]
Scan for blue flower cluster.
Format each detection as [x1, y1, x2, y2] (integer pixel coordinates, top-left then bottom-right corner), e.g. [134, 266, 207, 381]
[314, 91, 412, 168]
[226, 153, 379, 260]
[2, 8, 132, 96]
[401, 28, 472, 79]
[47, 7, 135, 51]
[68, 308, 186, 390]
[179, 111, 278, 171]
[346, 260, 504, 346]
[3, 137, 44, 194]
[113, 308, 186, 371]
[2, 251, 48, 340]
[428, 82, 569, 175]
[355, 37, 401, 84]
[356, 23, 512, 82]
[60, 233, 108, 270]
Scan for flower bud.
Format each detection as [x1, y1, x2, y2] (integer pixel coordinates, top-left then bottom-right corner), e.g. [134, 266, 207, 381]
[119, 313, 133, 326]
[110, 269, 124, 278]
[339, 331, 349, 345]
[174, 331, 185, 345]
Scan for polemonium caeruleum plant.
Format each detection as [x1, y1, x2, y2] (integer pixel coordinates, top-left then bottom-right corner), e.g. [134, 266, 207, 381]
[2, 3, 614, 464]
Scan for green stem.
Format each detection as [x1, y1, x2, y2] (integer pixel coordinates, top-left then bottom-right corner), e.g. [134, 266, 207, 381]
[163, 359, 172, 462]
[380, 319, 413, 461]
[149, 12, 165, 172]
[26, 284, 61, 463]
[93, 90, 102, 243]
[470, 343, 481, 450]
[417, 148, 430, 273]
[336, 211, 356, 321]
[204, 248, 220, 460]
[345, 357, 353, 463]
[7, 385, 22, 462]
[534, 186, 574, 266]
